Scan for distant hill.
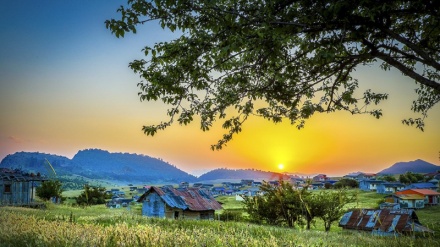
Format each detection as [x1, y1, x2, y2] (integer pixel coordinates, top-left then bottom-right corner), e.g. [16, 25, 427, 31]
[0, 151, 77, 176]
[0, 149, 197, 184]
[378, 159, 440, 175]
[71, 149, 197, 183]
[198, 168, 290, 181]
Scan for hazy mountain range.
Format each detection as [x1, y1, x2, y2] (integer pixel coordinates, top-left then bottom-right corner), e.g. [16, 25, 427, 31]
[0, 149, 290, 184]
[1, 149, 439, 185]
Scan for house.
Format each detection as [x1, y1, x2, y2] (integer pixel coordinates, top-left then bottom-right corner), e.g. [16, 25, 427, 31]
[211, 186, 226, 195]
[310, 182, 324, 190]
[376, 182, 405, 194]
[253, 181, 262, 187]
[290, 176, 305, 187]
[424, 171, 440, 180]
[325, 180, 338, 185]
[241, 179, 254, 186]
[107, 197, 134, 208]
[225, 189, 234, 195]
[0, 168, 47, 206]
[384, 194, 425, 209]
[403, 182, 437, 191]
[359, 179, 384, 191]
[396, 189, 440, 206]
[379, 202, 400, 210]
[201, 184, 214, 189]
[247, 187, 262, 196]
[268, 180, 279, 186]
[313, 174, 327, 182]
[179, 182, 189, 189]
[230, 183, 243, 189]
[137, 186, 150, 194]
[192, 183, 203, 187]
[339, 208, 433, 236]
[137, 186, 222, 220]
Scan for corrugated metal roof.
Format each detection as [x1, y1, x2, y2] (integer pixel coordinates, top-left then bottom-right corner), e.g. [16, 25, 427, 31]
[339, 209, 433, 234]
[397, 194, 425, 200]
[138, 186, 222, 211]
[382, 182, 405, 187]
[0, 170, 47, 182]
[397, 189, 440, 196]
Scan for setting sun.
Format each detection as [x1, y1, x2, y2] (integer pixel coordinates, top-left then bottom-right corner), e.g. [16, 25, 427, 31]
[278, 164, 284, 170]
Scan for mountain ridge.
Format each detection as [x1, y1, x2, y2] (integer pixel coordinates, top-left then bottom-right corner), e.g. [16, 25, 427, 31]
[2, 150, 439, 184]
[377, 159, 440, 175]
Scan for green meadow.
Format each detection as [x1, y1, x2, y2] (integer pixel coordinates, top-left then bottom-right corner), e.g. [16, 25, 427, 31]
[1, 190, 439, 247]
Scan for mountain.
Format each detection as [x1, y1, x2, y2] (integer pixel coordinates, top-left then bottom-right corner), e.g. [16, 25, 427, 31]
[71, 149, 197, 183]
[0, 149, 197, 184]
[198, 168, 290, 181]
[0, 151, 77, 176]
[378, 159, 440, 175]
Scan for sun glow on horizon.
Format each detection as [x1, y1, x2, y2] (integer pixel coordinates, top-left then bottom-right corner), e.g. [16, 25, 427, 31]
[278, 164, 284, 170]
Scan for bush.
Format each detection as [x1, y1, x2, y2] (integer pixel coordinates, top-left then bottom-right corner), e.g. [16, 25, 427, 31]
[218, 209, 245, 222]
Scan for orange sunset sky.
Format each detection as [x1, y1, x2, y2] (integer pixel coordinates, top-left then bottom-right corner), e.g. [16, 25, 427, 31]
[1, 1, 439, 177]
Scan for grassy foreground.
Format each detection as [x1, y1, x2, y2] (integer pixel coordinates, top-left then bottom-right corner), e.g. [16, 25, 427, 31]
[0, 204, 439, 247]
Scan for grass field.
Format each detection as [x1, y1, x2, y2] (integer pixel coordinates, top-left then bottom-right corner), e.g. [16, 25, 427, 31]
[1, 190, 439, 247]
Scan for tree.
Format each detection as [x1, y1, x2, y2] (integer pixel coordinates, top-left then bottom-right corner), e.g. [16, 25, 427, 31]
[380, 175, 397, 182]
[299, 189, 322, 230]
[76, 185, 107, 206]
[36, 180, 63, 201]
[399, 171, 424, 184]
[399, 174, 411, 184]
[106, 0, 439, 148]
[333, 178, 359, 189]
[243, 180, 302, 227]
[314, 190, 353, 231]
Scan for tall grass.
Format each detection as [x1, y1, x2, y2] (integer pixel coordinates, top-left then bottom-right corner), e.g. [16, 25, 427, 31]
[1, 206, 438, 247]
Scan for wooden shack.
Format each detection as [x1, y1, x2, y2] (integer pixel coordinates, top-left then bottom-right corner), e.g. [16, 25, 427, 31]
[0, 168, 47, 206]
[137, 186, 222, 220]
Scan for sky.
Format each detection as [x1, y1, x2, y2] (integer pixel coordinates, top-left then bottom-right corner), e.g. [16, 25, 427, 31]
[1, 1, 439, 177]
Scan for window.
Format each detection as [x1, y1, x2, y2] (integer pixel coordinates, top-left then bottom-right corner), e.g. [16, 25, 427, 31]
[4, 184, 11, 193]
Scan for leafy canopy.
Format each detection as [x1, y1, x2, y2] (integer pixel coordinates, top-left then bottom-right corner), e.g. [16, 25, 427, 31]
[106, 0, 440, 149]
[36, 180, 63, 201]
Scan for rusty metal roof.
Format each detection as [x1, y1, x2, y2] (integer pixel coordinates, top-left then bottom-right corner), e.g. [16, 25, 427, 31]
[0, 170, 47, 182]
[397, 189, 440, 196]
[393, 194, 425, 200]
[137, 186, 222, 211]
[339, 209, 433, 234]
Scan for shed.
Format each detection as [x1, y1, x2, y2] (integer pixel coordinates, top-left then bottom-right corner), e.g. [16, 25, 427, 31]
[339, 208, 433, 236]
[137, 186, 222, 220]
[0, 168, 47, 206]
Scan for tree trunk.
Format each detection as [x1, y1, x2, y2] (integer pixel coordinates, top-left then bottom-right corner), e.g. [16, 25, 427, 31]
[325, 222, 331, 232]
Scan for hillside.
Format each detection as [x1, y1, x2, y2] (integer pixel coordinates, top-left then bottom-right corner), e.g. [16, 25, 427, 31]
[378, 159, 440, 175]
[0, 149, 197, 184]
[198, 168, 290, 181]
[71, 149, 197, 183]
[0, 151, 79, 176]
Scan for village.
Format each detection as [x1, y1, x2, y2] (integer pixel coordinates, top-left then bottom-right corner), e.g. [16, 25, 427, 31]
[1, 167, 440, 237]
